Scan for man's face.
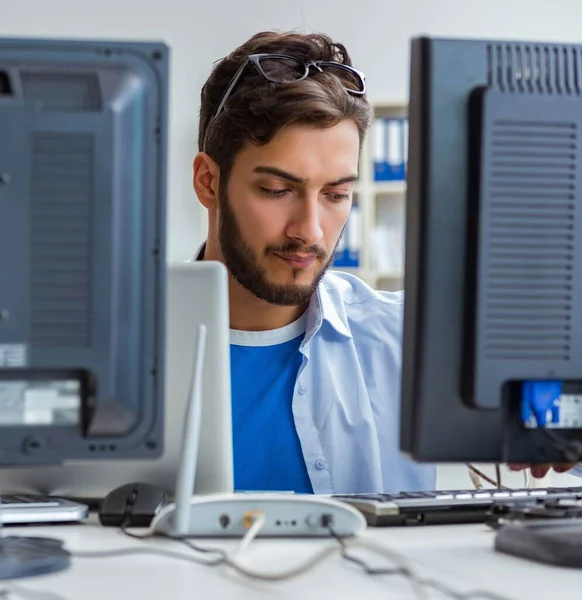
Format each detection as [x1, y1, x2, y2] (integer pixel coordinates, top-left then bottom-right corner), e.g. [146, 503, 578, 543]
[217, 120, 360, 306]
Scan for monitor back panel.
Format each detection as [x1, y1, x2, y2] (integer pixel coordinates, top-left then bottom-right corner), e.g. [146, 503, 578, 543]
[0, 38, 169, 462]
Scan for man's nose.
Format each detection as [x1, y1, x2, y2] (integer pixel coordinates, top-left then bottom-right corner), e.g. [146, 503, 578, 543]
[286, 196, 324, 246]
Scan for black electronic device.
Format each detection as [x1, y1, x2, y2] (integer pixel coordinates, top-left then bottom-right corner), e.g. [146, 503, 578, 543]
[334, 486, 582, 527]
[495, 519, 582, 567]
[0, 35, 170, 580]
[98, 482, 168, 528]
[0, 36, 169, 464]
[400, 36, 582, 464]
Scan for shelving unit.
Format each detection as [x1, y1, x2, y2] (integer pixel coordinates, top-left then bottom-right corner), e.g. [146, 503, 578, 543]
[332, 101, 408, 292]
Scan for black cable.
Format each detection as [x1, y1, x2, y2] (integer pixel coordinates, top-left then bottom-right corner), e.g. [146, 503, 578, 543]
[92, 520, 514, 597]
[325, 523, 410, 577]
[119, 522, 226, 565]
[495, 464, 502, 489]
[325, 524, 513, 600]
[118, 525, 338, 580]
[120, 523, 226, 566]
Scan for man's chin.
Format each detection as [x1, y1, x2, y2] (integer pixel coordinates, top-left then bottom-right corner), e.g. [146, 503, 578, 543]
[268, 270, 321, 289]
[249, 278, 319, 307]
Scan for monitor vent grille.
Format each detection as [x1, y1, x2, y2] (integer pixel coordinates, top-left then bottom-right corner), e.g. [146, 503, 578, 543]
[30, 133, 94, 348]
[21, 72, 101, 111]
[487, 43, 582, 94]
[484, 119, 575, 361]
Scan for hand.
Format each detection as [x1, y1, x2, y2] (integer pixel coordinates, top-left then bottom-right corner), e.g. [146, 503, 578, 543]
[508, 463, 577, 478]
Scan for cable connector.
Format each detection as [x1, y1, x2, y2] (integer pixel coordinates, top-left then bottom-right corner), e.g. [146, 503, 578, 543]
[521, 381, 562, 428]
[242, 510, 264, 529]
[320, 514, 333, 528]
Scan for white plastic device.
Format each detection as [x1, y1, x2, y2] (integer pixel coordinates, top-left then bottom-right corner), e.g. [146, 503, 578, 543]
[151, 492, 367, 538]
[150, 322, 367, 539]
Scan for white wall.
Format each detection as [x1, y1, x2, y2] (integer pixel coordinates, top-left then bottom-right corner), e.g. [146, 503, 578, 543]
[3, 0, 582, 490]
[4, 0, 582, 261]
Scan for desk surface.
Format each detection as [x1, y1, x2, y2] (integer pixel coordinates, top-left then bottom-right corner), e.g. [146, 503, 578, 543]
[3, 515, 581, 600]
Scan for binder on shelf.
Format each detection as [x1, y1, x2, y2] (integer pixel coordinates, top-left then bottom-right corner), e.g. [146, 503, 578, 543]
[402, 118, 409, 176]
[373, 117, 408, 182]
[372, 118, 387, 181]
[332, 205, 361, 268]
[347, 205, 361, 267]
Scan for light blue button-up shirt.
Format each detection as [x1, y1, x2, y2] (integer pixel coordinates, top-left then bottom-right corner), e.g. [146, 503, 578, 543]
[295, 269, 436, 494]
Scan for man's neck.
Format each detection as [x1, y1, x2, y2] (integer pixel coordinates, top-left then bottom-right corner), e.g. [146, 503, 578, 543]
[227, 277, 307, 331]
[200, 242, 307, 332]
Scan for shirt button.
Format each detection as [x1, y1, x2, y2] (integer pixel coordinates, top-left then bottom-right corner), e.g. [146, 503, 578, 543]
[315, 459, 326, 470]
[298, 385, 307, 395]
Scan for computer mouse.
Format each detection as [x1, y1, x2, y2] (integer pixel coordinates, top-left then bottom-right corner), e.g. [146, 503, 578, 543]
[98, 482, 168, 528]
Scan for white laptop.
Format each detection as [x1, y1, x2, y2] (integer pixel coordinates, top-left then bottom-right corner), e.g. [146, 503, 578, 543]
[0, 261, 234, 504]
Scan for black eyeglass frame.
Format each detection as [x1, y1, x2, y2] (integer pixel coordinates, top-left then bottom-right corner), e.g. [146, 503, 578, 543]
[203, 53, 366, 152]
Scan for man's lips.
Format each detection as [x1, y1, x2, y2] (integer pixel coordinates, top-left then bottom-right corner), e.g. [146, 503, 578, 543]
[274, 253, 318, 268]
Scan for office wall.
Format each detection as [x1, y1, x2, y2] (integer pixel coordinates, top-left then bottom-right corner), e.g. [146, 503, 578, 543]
[3, 0, 582, 490]
[3, 0, 582, 261]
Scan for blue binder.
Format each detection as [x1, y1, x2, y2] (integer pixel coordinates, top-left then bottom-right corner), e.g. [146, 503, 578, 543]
[373, 117, 407, 181]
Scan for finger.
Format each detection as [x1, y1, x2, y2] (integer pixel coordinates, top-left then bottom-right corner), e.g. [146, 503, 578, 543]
[531, 465, 551, 478]
[553, 463, 577, 473]
[507, 464, 528, 471]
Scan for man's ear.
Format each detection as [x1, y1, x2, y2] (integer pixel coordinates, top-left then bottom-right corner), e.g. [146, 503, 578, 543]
[193, 152, 220, 210]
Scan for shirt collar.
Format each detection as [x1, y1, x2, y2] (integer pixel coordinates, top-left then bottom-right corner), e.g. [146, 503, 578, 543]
[194, 241, 352, 342]
[303, 277, 353, 344]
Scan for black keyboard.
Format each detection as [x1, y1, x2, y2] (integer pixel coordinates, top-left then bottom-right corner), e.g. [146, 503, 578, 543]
[333, 486, 582, 526]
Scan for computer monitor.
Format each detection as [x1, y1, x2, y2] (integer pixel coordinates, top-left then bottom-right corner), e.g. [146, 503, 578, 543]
[0, 262, 234, 501]
[400, 36, 582, 464]
[0, 37, 169, 464]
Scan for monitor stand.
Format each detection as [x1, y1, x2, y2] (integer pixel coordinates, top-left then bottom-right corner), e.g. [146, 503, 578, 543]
[0, 532, 70, 579]
[0, 482, 71, 579]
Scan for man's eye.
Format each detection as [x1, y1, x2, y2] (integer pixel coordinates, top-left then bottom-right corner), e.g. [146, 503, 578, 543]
[327, 193, 350, 202]
[261, 187, 289, 197]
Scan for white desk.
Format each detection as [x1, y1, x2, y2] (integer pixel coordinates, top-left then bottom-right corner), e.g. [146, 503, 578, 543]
[4, 515, 581, 600]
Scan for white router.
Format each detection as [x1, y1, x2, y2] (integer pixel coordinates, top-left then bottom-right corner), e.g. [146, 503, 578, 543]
[150, 324, 367, 539]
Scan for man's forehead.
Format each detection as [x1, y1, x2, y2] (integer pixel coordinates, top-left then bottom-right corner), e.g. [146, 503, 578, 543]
[235, 121, 360, 181]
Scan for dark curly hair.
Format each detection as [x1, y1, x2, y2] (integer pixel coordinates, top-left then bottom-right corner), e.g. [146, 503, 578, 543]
[198, 31, 372, 185]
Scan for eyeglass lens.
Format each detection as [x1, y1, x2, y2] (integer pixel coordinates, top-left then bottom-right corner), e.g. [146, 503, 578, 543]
[257, 56, 364, 93]
[257, 56, 306, 83]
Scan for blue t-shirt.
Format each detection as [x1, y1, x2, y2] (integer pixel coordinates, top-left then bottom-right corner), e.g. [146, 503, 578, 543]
[230, 313, 313, 493]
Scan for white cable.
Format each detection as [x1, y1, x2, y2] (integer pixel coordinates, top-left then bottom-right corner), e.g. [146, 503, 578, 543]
[74, 530, 512, 599]
[468, 468, 482, 490]
[74, 541, 340, 582]
[232, 513, 266, 558]
[223, 544, 340, 581]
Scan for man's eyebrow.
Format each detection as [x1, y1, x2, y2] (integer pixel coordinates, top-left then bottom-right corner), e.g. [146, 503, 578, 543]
[325, 175, 359, 187]
[253, 166, 358, 187]
[253, 166, 305, 184]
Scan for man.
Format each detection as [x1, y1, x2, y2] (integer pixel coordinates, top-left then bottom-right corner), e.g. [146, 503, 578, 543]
[193, 30, 572, 494]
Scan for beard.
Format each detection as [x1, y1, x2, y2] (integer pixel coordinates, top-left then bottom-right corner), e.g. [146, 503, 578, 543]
[218, 186, 339, 306]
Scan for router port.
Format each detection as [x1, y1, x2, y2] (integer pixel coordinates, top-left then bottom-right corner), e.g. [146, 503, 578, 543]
[243, 510, 264, 529]
[218, 514, 230, 529]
